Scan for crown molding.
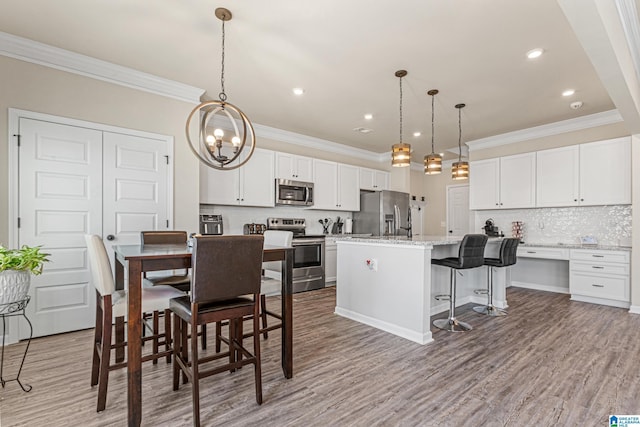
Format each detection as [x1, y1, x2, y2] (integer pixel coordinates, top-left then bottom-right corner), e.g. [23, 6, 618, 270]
[252, 122, 386, 163]
[466, 109, 623, 152]
[615, 0, 640, 83]
[0, 31, 204, 104]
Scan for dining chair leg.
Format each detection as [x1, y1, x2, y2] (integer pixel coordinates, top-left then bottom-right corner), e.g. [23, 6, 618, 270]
[91, 303, 103, 387]
[215, 321, 221, 353]
[96, 306, 112, 412]
[152, 310, 159, 365]
[181, 318, 189, 385]
[228, 319, 236, 373]
[253, 304, 263, 405]
[172, 314, 180, 392]
[201, 324, 207, 350]
[190, 319, 201, 427]
[164, 308, 172, 364]
[260, 294, 268, 339]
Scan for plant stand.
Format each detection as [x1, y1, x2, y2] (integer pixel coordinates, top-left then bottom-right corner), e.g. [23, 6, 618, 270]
[0, 296, 33, 392]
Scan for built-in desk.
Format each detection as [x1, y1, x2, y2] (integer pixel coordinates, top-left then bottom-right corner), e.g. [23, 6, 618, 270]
[513, 243, 631, 308]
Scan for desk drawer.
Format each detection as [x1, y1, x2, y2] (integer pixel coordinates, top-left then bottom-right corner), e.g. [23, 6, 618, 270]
[570, 249, 629, 263]
[570, 261, 629, 275]
[517, 247, 569, 260]
[570, 272, 628, 301]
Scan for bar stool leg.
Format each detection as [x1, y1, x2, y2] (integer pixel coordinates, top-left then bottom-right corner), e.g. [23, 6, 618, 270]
[473, 266, 507, 316]
[433, 269, 473, 332]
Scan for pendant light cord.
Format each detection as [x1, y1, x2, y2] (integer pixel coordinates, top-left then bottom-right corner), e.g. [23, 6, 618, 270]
[431, 94, 435, 154]
[458, 107, 462, 162]
[399, 76, 403, 144]
[219, 17, 227, 102]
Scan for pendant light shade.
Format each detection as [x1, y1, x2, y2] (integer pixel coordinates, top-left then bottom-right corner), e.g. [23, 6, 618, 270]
[424, 89, 442, 175]
[185, 8, 256, 171]
[391, 70, 411, 167]
[452, 103, 469, 180]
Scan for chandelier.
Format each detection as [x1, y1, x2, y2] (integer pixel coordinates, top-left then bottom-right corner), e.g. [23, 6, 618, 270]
[424, 89, 442, 174]
[451, 103, 469, 180]
[391, 70, 411, 167]
[185, 8, 256, 170]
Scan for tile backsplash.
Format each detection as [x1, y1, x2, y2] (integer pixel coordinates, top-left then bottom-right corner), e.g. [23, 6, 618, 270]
[473, 205, 631, 246]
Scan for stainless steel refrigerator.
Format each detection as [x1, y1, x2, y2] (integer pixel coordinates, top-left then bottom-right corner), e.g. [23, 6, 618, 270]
[353, 190, 411, 236]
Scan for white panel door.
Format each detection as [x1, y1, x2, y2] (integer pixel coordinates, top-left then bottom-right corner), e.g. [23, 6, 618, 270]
[103, 132, 169, 252]
[579, 137, 631, 206]
[536, 145, 580, 207]
[337, 164, 360, 211]
[469, 158, 500, 210]
[240, 148, 275, 207]
[18, 118, 102, 338]
[447, 185, 470, 236]
[500, 152, 536, 209]
[312, 159, 338, 210]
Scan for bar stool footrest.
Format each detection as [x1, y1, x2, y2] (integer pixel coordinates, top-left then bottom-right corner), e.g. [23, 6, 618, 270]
[433, 318, 472, 332]
[434, 294, 450, 301]
[473, 305, 507, 316]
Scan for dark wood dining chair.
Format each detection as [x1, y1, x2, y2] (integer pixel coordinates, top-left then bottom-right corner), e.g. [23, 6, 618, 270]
[140, 230, 207, 352]
[85, 234, 184, 412]
[170, 235, 264, 427]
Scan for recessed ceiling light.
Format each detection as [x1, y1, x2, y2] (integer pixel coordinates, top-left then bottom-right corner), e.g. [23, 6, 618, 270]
[292, 88, 305, 96]
[364, 114, 373, 120]
[439, 152, 445, 157]
[413, 132, 421, 137]
[562, 89, 575, 97]
[526, 48, 544, 59]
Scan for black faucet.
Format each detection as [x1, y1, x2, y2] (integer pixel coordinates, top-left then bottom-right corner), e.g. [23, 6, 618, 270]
[400, 207, 412, 238]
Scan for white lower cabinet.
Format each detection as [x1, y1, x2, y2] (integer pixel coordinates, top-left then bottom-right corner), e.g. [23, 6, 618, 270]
[569, 249, 630, 307]
[325, 239, 337, 283]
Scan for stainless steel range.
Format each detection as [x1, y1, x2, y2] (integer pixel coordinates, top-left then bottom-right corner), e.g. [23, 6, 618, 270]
[266, 217, 325, 293]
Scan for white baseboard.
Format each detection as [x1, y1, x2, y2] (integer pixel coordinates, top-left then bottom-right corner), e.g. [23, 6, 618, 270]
[629, 305, 640, 314]
[571, 294, 630, 309]
[511, 281, 570, 294]
[334, 307, 433, 345]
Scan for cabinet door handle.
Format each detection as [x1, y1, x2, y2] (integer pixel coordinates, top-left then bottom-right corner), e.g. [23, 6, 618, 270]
[591, 284, 605, 288]
[527, 251, 536, 254]
[592, 255, 604, 258]
[592, 266, 604, 269]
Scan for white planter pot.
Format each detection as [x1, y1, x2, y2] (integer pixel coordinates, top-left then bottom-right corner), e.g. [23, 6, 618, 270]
[0, 270, 31, 305]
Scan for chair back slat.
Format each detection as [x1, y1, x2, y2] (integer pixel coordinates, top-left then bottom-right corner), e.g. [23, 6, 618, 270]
[141, 231, 188, 245]
[85, 234, 115, 296]
[457, 234, 489, 269]
[191, 235, 264, 303]
[499, 238, 520, 266]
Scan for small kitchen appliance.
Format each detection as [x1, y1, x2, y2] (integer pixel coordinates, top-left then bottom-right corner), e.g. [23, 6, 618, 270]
[199, 214, 223, 235]
[483, 218, 502, 237]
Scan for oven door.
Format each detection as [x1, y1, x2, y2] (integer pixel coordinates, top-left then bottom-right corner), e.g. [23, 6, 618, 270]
[292, 238, 324, 268]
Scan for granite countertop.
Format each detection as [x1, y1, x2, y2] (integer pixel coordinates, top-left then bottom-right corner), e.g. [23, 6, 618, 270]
[333, 235, 503, 247]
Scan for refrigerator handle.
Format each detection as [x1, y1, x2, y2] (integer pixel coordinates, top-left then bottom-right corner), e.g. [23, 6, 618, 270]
[394, 204, 400, 235]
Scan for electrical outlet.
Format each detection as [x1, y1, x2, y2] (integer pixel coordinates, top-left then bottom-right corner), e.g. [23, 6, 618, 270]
[365, 258, 378, 271]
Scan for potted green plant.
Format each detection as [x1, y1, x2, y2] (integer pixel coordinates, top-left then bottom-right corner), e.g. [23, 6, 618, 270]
[0, 245, 50, 305]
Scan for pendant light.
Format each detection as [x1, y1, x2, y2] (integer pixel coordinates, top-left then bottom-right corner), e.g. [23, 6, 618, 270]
[451, 103, 469, 180]
[391, 70, 411, 167]
[185, 8, 256, 170]
[424, 89, 442, 175]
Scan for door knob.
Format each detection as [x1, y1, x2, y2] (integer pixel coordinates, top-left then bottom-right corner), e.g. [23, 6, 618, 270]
[106, 234, 115, 241]
[448, 230, 453, 233]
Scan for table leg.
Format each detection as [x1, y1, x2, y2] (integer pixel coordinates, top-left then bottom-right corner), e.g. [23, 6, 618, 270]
[281, 249, 293, 379]
[127, 260, 142, 427]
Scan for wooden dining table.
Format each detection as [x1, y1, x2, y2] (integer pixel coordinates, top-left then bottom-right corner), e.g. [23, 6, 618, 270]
[113, 242, 295, 427]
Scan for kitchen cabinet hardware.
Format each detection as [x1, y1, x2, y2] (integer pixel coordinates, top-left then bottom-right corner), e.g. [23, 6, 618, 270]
[106, 235, 115, 241]
[592, 254, 604, 258]
[592, 266, 604, 269]
[591, 284, 604, 288]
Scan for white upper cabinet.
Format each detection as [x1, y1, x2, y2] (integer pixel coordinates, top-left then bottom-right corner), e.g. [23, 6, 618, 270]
[469, 158, 500, 210]
[536, 145, 580, 207]
[360, 167, 389, 191]
[275, 152, 313, 182]
[200, 148, 275, 207]
[500, 153, 536, 208]
[536, 137, 630, 207]
[579, 137, 631, 206]
[469, 153, 536, 210]
[312, 159, 360, 211]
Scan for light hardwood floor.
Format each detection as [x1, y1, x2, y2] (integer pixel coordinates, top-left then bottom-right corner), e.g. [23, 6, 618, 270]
[1, 286, 639, 426]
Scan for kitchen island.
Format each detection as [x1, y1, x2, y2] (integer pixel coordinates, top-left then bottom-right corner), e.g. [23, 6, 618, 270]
[334, 236, 505, 344]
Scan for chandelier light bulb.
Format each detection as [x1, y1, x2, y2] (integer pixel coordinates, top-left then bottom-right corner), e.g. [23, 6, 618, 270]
[206, 135, 215, 145]
[213, 128, 224, 139]
[231, 136, 241, 146]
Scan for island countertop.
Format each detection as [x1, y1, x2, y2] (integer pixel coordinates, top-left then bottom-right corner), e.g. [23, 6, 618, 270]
[334, 235, 503, 247]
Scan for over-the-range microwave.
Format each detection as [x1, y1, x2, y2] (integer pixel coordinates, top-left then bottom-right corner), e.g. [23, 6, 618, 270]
[275, 179, 314, 206]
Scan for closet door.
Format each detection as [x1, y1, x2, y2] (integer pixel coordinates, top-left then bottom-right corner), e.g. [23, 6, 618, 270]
[18, 118, 102, 338]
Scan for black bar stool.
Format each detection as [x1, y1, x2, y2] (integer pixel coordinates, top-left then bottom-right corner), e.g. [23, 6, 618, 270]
[473, 238, 520, 316]
[432, 234, 488, 332]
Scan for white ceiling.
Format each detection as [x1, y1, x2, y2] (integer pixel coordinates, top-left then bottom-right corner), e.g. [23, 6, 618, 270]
[0, 0, 635, 160]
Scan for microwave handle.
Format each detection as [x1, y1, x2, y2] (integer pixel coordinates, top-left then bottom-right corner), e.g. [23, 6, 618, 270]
[393, 204, 400, 235]
[305, 186, 311, 203]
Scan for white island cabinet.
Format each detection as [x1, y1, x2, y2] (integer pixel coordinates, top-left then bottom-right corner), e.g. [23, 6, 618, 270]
[335, 236, 505, 345]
